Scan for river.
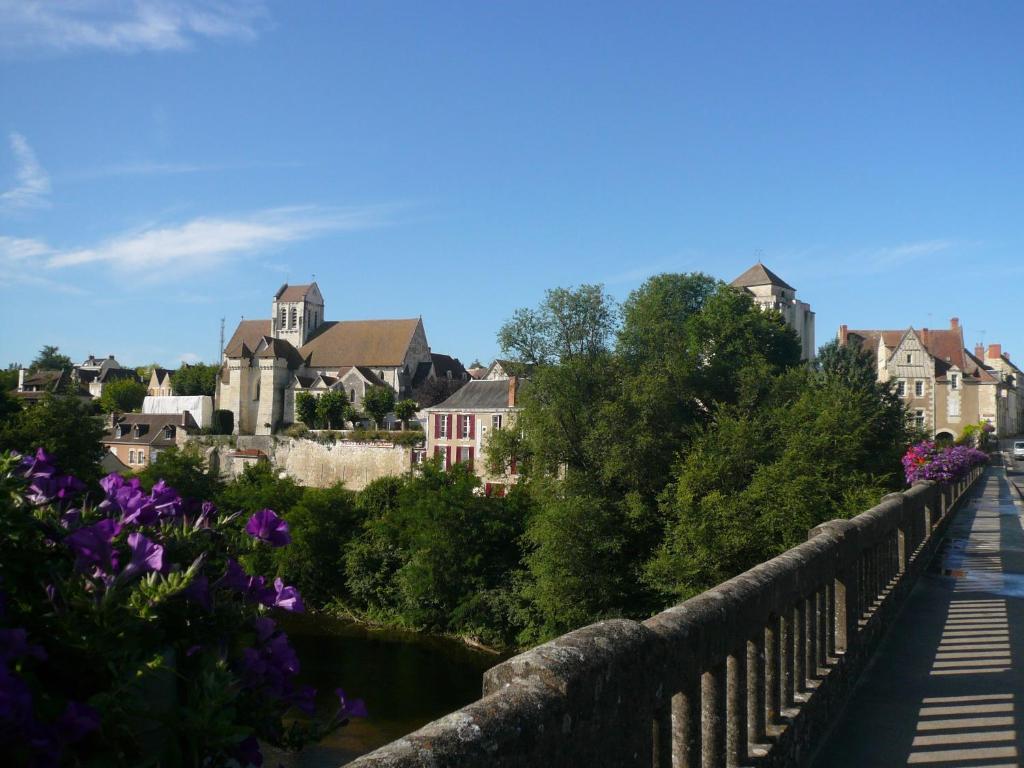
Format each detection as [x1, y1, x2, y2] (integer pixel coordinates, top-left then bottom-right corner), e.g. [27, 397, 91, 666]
[265, 613, 506, 767]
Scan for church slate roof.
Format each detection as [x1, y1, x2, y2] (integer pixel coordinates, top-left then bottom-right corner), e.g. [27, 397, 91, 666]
[430, 353, 468, 381]
[730, 263, 795, 291]
[299, 319, 421, 368]
[254, 337, 306, 369]
[224, 320, 272, 358]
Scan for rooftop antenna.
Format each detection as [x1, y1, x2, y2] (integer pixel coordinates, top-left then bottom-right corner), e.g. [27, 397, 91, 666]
[754, 248, 764, 264]
[218, 317, 225, 363]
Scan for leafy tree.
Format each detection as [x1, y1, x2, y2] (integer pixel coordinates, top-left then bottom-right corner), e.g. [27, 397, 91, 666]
[483, 421, 530, 478]
[0, 365, 19, 393]
[497, 284, 618, 366]
[345, 405, 364, 429]
[30, 345, 72, 372]
[315, 389, 349, 429]
[98, 378, 147, 413]
[218, 461, 303, 517]
[137, 445, 223, 503]
[170, 363, 220, 396]
[394, 398, 418, 429]
[363, 386, 395, 429]
[276, 484, 363, 607]
[0, 393, 104, 485]
[295, 391, 318, 427]
[134, 362, 163, 381]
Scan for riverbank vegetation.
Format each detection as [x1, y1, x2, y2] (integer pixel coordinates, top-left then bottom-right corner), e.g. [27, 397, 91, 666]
[0, 273, 916, 652]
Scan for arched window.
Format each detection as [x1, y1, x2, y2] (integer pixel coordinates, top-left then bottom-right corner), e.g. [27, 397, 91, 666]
[254, 381, 260, 401]
[290, 307, 297, 328]
[279, 307, 286, 330]
[350, 388, 356, 403]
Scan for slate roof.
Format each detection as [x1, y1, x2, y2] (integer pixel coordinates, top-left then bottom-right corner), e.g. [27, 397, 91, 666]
[103, 413, 197, 447]
[254, 337, 305, 369]
[426, 379, 523, 411]
[300, 319, 421, 367]
[338, 366, 388, 388]
[410, 361, 433, 389]
[431, 353, 468, 381]
[730, 262, 795, 291]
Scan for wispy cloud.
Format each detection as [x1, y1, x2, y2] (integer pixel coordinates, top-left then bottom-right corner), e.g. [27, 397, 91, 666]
[0, 205, 390, 289]
[68, 158, 303, 181]
[0, 0, 268, 55]
[859, 239, 959, 270]
[1, 133, 51, 211]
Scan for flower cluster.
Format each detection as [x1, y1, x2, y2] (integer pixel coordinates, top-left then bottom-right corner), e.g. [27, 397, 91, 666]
[902, 441, 988, 485]
[0, 449, 363, 767]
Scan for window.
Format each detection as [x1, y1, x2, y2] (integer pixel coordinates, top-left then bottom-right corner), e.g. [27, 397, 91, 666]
[129, 449, 135, 464]
[290, 307, 297, 328]
[914, 380, 924, 397]
[460, 415, 472, 438]
[350, 388, 356, 404]
[906, 353, 913, 364]
[163, 425, 174, 439]
[438, 414, 449, 438]
[279, 307, 286, 329]
[914, 410, 925, 428]
[951, 374, 959, 390]
[896, 380, 906, 397]
[138, 451, 146, 465]
[456, 446, 473, 465]
[151, 449, 160, 462]
[492, 414, 503, 431]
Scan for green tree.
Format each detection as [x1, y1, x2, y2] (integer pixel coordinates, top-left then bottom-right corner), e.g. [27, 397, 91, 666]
[218, 460, 303, 516]
[315, 389, 349, 429]
[363, 386, 395, 429]
[98, 378, 147, 413]
[0, 365, 19, 393]
[134, 362, 163, 382]
[394, 398, 418, 429]
[170, 363, 220, 396]
[0, 393, 104, 485]
[295, 391, 318, 427]
[138, 445, 224, 502]
[276, 484, 363, 607]
[30, 345, 73, 371]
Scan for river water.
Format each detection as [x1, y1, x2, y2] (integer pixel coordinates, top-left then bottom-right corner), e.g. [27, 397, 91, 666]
[265, 614, 505, 767]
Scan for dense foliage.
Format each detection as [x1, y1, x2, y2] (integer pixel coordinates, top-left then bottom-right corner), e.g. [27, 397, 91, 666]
[170, 364, 220, 397]
[30, 345, 73, 372]
[0, 449, 363, 767]
[97, 378, 147, 414]
[362, 387, 395, 429]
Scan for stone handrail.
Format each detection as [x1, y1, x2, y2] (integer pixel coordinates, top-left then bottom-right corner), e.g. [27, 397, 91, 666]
[349, 467, 983, 767]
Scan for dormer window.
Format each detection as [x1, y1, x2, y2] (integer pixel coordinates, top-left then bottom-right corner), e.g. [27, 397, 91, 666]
[116, 424, 125, 438]
[951, 374, 960, 390]
[132, 424, 141, 438]
[163, 425, 174, 440]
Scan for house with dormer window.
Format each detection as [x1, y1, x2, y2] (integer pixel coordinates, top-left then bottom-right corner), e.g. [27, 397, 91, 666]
[102, 413, 197, 468]
[839, 317, 1009, 440]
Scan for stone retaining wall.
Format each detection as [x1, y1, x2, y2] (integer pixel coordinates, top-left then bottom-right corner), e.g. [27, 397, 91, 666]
[348, 467, 984, 767]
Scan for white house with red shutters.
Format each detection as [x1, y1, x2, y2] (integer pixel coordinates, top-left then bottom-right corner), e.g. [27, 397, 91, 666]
[423, 376, 523, 495]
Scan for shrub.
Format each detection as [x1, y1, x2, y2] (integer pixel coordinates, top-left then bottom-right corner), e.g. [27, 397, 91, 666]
[283, 424, 310, 439]
[0, 449, 365, 767]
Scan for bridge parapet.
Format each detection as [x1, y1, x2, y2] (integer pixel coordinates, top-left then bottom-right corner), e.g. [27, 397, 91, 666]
[349, 467, 982, 768]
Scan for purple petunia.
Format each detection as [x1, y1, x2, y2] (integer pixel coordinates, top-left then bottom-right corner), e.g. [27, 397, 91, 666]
[268, 578, 304, 613]
[335, 688, 368, 720]
[122, 533, 164, 578]
[245, 509, 291, 547]
[65, 519, 121, 577]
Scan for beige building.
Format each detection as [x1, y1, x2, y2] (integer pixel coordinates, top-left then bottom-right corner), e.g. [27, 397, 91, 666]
[218, 282, 462, 435]
[731, 263, 816, 361]
[424, 376, 523, 495]
[841, 317, 1011, 440]
[102, 413, 197, 469]
[148, 368, 174, 397]
[978, 343, 1023, 436]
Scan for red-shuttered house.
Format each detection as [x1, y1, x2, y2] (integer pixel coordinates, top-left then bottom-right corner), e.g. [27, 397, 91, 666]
[424, 376, 524, 495]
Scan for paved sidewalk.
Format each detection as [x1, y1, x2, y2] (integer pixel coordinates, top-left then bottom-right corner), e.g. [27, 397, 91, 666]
[812, 467, 1024, 767]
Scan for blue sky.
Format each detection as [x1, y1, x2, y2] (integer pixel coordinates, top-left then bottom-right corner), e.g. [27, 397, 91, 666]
[1, 2, 1022, 369]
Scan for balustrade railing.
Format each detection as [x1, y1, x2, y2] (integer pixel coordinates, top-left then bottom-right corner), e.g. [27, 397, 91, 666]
[349, 467, 983, 768]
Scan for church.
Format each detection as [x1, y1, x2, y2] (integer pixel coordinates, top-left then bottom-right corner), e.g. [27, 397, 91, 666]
[218, 283, 462, 435]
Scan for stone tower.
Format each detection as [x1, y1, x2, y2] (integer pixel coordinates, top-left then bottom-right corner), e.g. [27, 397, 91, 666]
[271, 283, 324, 348]
[730, 263, 816, 361]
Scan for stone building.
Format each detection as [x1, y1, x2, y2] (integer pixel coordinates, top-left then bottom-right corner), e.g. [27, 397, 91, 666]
[75, 355, 137, 399]
[102, 412, 197, 469]
[148, 368, 174, 397]
[424, 376, 524, 496]
[218, 282, 460, 435]
[840, 317, 1010, 440]
[978, 343, 1023, 436]
[730, 263, 816, 361]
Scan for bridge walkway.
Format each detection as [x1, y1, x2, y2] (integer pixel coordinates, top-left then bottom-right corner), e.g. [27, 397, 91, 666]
[812, 466, 1024, 767]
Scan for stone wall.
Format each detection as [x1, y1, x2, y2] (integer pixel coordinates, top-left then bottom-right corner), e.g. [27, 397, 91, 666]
[349, 466, 985, 768]
[218, 436, 413, 490]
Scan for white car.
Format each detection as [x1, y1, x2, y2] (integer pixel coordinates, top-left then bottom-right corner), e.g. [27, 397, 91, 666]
[1014, 441, 1024, 461]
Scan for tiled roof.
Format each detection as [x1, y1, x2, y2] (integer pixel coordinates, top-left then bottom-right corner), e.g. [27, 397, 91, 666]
[730, 262, 795, 291]
[103, 413, 196, 447]
[275, 283, 317, 302]
[300, 319, 421, 367]
[224, 320, 272, 358]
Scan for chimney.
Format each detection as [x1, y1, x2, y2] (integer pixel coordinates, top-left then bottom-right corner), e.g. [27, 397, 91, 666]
[975, 344, 985, 359]
[921, 328, 929, 347]
[988, 343, 1002, 360]
[839, 324, 848, 344]
[950, 317, 959, 330]
[17, 368, 25, 391]
[507, 376, 518, 407]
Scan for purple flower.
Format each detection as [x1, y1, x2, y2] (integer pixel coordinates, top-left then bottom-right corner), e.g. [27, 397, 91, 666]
[245, 509, 291, 547]
[335, 688, 368, 720]
[217, 560, 274, 603]
[65, 519, 121, 577]
[268, 578, 304, 613]
[182, 575, 211, 611]
[123, 532, 164, 577]
[56, 700, 101, 743]
[233, 735, 263, 767]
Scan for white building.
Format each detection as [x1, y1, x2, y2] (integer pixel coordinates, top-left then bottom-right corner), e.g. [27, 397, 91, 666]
[730, 263, 816, 361]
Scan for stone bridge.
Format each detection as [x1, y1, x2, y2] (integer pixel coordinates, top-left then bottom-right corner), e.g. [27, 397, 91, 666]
[349, 464, 1015, 767]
